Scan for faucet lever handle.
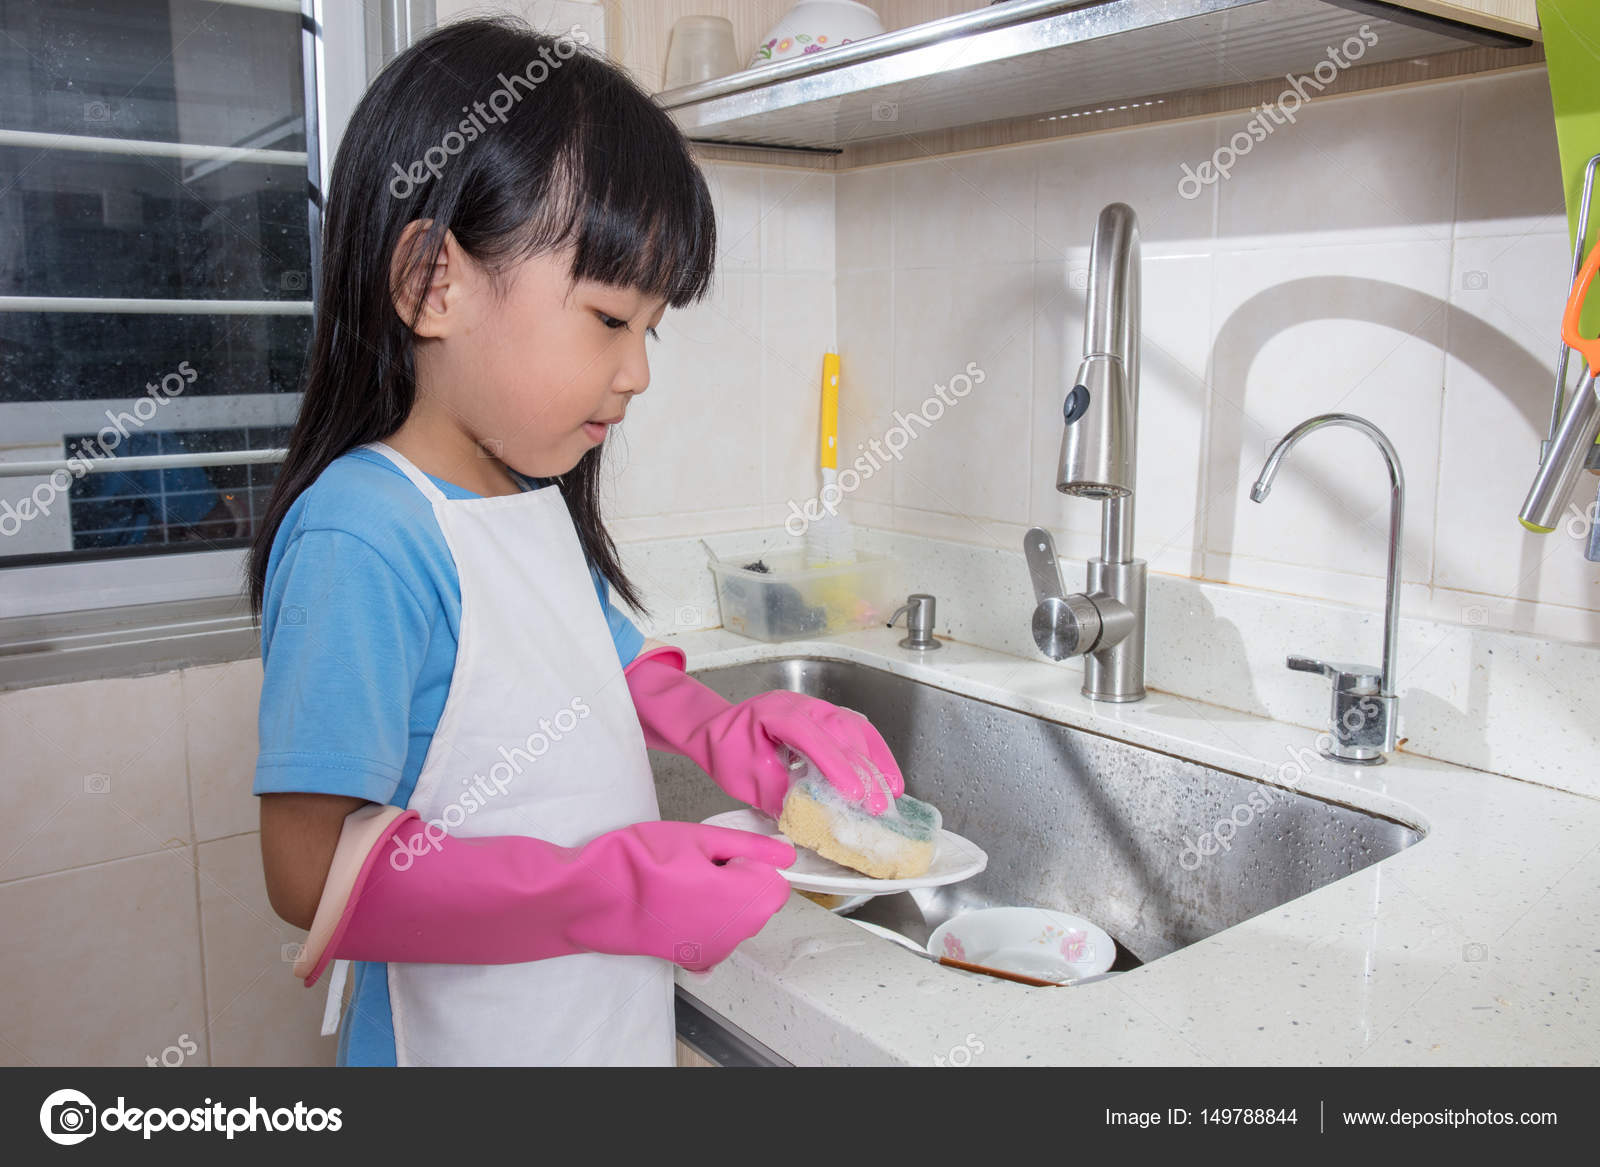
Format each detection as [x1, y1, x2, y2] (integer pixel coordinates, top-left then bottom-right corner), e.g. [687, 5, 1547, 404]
[1023, 527, 1068, 604]
[1287, 655, 1382, 692]
[1287, 654, 1331, 678]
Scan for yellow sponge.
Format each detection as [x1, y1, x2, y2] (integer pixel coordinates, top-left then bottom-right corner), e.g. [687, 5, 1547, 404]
[778, 777, 940, 880]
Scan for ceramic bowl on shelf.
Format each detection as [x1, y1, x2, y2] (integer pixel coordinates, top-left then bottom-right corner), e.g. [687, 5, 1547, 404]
[748, 0, 887, 69]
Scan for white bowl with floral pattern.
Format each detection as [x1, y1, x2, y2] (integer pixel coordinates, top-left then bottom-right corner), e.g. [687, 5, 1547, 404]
[927, 907, 1116, 983]
[748, 0, 887, 69]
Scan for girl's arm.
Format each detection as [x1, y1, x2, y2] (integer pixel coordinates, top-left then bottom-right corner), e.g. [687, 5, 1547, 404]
[290, 808, 795, 985]
[260, 791, 370, 930]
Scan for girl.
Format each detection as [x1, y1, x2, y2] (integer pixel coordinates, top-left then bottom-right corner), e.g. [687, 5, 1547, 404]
[249, 16, 905, 1067]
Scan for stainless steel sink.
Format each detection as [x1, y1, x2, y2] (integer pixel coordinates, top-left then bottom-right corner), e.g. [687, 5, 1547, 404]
[649, 657, 1423, 968]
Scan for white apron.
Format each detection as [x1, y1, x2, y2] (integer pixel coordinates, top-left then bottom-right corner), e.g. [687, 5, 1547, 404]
[327, 440, 674, 1066]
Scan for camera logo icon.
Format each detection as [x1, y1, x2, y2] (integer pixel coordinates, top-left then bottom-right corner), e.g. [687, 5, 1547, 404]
[40, 1088, 96, 1145]
[673, 941, 701, 965]
[1461, 270, 1489, 291]
[280, 270, 307, 292]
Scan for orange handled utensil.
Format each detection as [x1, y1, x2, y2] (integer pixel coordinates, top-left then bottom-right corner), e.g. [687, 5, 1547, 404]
[1562, 237, 1600, 377]
[1522, 237, 1600, 532]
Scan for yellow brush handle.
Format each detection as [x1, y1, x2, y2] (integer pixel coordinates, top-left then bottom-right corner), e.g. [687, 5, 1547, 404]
[820, 352, 840, 470]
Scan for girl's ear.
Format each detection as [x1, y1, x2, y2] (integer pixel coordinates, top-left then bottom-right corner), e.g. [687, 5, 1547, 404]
[389, 219, 460, 338]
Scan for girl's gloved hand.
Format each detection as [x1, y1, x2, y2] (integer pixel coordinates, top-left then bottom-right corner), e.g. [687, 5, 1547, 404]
[623, 647, 905, 819]
[568, 820, 796, 971]
[296, 811, 797, 987]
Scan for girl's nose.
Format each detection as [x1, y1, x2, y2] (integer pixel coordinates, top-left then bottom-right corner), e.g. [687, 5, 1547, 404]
[616, 341, 650, 396]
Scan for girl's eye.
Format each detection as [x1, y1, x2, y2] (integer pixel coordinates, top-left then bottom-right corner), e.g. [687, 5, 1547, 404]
[598, 312, 661, 342]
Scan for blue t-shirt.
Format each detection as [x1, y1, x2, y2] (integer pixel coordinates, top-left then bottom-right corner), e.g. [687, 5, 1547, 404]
[253, 445, 645, 1066]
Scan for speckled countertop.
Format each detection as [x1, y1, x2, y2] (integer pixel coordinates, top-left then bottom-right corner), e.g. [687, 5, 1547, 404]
[668, 625, 1600, 1066]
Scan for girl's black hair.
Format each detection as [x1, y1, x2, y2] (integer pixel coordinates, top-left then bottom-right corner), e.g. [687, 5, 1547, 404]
[247, 15, 717, 618]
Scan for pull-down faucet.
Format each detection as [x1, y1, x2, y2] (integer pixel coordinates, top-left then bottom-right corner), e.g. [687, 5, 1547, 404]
[1025, 202, 1147, 702]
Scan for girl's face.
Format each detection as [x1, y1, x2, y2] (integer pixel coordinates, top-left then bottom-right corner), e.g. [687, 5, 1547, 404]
[402, 225, 668, 482]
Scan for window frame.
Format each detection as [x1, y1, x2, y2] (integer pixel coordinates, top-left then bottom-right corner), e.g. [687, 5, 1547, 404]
[0, 0, 369, 646]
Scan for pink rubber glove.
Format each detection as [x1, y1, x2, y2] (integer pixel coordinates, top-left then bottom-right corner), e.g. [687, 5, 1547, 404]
[623, 646, 905, 819]
[294, 805, 796, 987]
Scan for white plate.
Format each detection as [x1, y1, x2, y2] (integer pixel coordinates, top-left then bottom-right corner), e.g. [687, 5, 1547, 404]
[844, 918, 928, 954]
[700, 808, 988, 895]
[827, 893, 875, 914]
[927, 908, 1116, 983]
[791, 890, 875, 914]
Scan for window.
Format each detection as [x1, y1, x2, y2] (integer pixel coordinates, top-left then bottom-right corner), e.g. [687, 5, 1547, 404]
[0, 0, 319, 614]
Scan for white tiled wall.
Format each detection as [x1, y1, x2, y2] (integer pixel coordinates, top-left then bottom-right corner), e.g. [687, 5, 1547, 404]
[619, 67, 1597, 645]
[821, 67, 1599, 644]
[607, 166, 838, 542]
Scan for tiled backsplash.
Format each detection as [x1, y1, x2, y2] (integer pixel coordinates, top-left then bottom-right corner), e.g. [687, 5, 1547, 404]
[621, 66, 1599, 647]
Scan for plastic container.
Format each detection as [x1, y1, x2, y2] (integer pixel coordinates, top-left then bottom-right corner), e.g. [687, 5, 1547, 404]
[709, 549, 898, 642]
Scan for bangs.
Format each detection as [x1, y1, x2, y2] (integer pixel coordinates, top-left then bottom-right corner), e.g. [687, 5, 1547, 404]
[507, 79, 717, 309]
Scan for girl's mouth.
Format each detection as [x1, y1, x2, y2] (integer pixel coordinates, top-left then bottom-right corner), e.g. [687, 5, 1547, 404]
[583, 415, 622, 443]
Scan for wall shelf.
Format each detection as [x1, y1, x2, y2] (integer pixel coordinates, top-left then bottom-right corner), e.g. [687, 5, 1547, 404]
[655, 0, 1531, 154]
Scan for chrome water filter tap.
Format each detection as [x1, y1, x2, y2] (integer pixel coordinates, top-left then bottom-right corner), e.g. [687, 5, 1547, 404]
[1252, 414, 1405, 764]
